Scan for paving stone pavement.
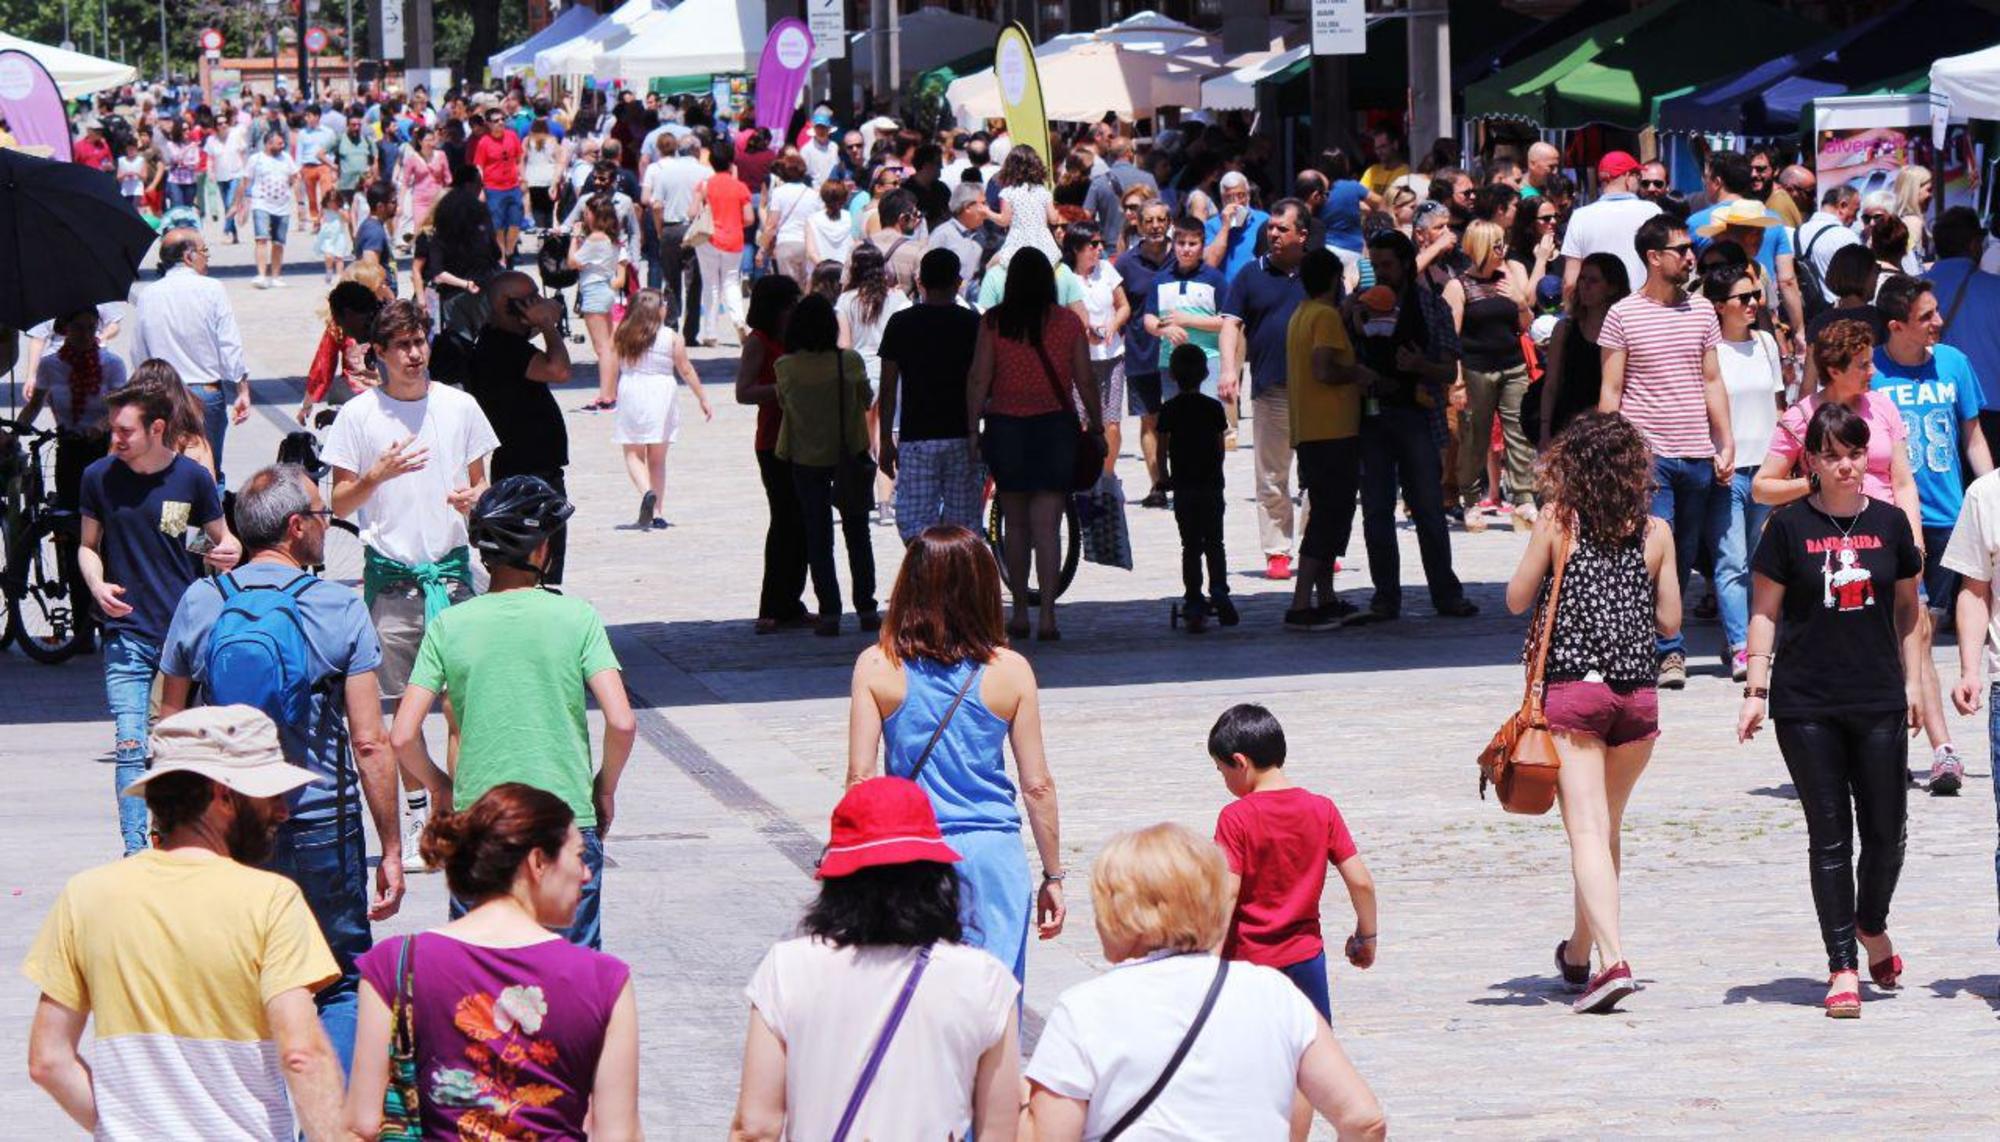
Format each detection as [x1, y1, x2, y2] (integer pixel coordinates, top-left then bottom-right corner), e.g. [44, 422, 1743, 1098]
[2, 238, 1998, 1138]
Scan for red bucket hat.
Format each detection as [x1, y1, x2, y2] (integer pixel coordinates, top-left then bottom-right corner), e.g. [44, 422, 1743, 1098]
[815, 777, 963, 879]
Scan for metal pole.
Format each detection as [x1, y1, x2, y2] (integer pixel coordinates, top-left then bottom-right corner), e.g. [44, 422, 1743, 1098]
[345, 0, 355, 93]
[62, 0, 71, 48]
[297, 0, 310, 98]
[101, 0, 109, 65]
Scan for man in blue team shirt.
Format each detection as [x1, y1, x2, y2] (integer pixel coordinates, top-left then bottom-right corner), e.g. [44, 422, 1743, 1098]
[1875, 272, 1993, 796]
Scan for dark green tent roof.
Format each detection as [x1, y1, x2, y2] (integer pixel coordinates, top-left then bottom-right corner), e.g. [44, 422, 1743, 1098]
[1464, 0, 1827, 128]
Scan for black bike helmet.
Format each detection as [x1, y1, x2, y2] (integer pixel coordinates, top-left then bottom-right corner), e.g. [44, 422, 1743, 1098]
[468, 475, 574, 574]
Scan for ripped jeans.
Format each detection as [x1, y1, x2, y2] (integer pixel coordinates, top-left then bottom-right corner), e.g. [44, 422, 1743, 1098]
[103, 632, 161, 854]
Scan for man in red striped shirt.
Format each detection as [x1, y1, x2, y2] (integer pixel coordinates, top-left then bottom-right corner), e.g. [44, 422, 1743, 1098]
[1598, 214, 1734, 689]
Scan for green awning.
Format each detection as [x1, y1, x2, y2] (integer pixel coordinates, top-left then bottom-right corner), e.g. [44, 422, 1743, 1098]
[1464, 0, 1828, 129]
[649, 74, 712, 98]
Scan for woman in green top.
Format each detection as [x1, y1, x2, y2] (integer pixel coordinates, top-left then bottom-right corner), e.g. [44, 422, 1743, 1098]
[776, 294, 878, 636]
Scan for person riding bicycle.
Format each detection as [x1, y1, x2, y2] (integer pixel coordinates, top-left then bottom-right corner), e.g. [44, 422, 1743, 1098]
[387, 475, 636, 950]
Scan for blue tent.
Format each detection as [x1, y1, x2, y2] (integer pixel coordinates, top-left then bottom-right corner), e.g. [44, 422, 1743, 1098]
[1655, 0, 2000, 134]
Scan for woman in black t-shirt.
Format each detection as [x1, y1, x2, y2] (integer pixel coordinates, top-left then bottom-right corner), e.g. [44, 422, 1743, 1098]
[1738, 400, 1923, 1019]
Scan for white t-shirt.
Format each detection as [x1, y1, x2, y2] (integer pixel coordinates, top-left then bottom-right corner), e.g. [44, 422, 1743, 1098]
[745, 938, 1017, 1142]
[1026, 953, 1319, 1142]
[767, 181, 817, 245]
[807, 211, 856, 266]
[1943, 470, 2000, 676]
[116, 155, 146, 196]
[245, 152, 299, 217]
[835, 288, 912, 387]
[321, 383, 499, 567]
[1717, 330, 1784, 464]
[1559, 192, 1661, 295]
[1079, 261, 1124, 361]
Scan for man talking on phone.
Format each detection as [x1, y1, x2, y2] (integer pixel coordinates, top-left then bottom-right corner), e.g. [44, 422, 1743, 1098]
[467, 271, 574, 582]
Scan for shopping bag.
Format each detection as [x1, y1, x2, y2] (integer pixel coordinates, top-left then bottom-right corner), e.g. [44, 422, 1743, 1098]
[1076, 473, 1133, 571]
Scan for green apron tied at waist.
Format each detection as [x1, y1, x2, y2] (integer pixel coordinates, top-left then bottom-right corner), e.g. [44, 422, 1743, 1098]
[362, 546, 473, 621]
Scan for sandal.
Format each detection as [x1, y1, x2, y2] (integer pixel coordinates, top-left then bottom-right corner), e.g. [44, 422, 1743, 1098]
[1859, 930, 1902, 989]
[1825, 973, 1862, 1019]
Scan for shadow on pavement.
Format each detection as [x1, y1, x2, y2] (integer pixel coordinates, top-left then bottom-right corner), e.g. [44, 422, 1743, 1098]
[1722, 976, 1831, 1007]
[1927, 976, 2000, 1013]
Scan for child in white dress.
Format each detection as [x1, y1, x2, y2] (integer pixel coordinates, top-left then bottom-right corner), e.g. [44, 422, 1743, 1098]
[611, 289, 714, 528]
[990, 145, 1061, 269]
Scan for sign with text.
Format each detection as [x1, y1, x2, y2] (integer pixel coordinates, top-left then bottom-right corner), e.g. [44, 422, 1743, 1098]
[754, 19, 815, 136]
[1311, 0, 1365, 56]
[807, 0, 844, 63]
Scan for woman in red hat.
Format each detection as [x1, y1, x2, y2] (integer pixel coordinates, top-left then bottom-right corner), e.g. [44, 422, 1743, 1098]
[731, 777, 1022, 1140]
[846, 524, 1067, 986]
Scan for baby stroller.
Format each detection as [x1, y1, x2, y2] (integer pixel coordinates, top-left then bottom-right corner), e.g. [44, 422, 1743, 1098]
[533, 229, 580, 343]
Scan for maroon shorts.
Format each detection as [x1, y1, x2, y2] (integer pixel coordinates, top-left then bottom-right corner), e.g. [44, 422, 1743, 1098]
[1543, 681, 1660, 748]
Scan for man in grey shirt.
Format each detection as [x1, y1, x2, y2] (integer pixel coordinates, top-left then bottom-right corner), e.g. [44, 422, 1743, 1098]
[926, 184, 991, 299]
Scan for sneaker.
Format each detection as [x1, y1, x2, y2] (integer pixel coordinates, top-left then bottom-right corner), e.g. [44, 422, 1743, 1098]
[1435, 597, 1479, 618]
[252, 275, 270, 289]
[1140, 487, 1169, 509]
[1929, 745, 1965, 796]
[1730, 649, 1748, 683]
[401, 803, 428, 873]
[1266, 554, 1292, 581]
[1658, 652, 1687, 689]
[1320, 598, 1360, 626]
[1555, 939, 1592, 993]
[1283, 607, 1337, 633]
[271, 277, 290, 288]
[1573, 961, 1636, 1014]
[1212, 596, 1239, 627]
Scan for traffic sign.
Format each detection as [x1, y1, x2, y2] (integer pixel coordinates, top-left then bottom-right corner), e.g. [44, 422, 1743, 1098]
[304, 26, 329, 54]
[199, 28, 224, 53]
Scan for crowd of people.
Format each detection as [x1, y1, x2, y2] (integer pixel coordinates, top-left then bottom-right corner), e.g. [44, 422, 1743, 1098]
[15, 69, 2000, 1139]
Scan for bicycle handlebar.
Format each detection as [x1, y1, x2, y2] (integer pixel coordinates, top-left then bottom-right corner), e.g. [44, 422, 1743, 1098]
[0, 417, 57, 443]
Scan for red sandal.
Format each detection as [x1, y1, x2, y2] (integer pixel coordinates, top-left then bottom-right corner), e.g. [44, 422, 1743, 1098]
[1825, 973, 1861, 1019]
[1859, 930, 1902, 989]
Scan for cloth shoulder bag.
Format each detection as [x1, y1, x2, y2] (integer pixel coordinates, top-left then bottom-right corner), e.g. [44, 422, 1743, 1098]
[1027, 318, 1107, 492]
[378, 934, 423, 1141]
[1478, 530, 1571, 815]
[686, 190, 715, 248]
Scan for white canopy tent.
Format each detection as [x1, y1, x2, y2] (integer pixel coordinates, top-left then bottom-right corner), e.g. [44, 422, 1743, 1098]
[0, 31, 135, 99]
[591, 0, 764, 84]
[1199, 44, 1306, 111]
[1932, 43, 2000, 122]
[946, 41, 1208, 122]
[535, 0, 671, 79]
[489, 6, 599, 78]
[849, 8, 999, 80]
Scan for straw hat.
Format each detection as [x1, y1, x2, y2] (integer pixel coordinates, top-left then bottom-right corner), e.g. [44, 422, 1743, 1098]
[1697, 199, 1779, 237]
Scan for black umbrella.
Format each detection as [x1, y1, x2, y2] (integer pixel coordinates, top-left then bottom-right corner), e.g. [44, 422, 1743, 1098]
[0, 147, 159, 331]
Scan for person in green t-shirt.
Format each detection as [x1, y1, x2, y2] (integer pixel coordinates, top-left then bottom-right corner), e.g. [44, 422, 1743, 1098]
[389, 476, 636, 948]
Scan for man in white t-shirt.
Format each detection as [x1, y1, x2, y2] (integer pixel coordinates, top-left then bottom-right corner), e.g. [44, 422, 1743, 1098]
[800, 111, 840, 187]
[239, 128, 301, 289]
[323, 299, 498, 868]
[1560, 151, 1660, 306]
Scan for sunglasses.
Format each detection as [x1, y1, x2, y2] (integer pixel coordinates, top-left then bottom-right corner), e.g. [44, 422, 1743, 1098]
[1656, 242, 1694, 257]
[1639, 179, 1667, 190]
[1536, 214, 1559, 225]
[1728, 289, 1764, 305]
[1862, 212, 1888, 223]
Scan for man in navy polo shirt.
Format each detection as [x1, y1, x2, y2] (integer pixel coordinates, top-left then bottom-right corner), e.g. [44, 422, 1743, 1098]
[1221, 198, 1313, 581]
[1117, 200, 1176, 508]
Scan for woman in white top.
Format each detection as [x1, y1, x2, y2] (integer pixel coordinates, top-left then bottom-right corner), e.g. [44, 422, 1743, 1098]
[1064, 221, 1130, 479]
[521, 118, 565, 229]
[611, 290, 713, 530]
[1891, 165, 1932, 272]
[732, 777, 1020, 1142]
[759, 153, 818, 290]
[991, 144, 1061, 269]
[208, 113, 251, 243]
[1700, 262, 1786, 682]
[1026, 823, 1385, 1142]
[836, 244, 912, 520]
[803, 179, 857, 282]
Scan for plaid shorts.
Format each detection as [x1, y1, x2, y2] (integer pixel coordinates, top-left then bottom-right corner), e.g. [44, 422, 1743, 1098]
[895, 437, 988, 543]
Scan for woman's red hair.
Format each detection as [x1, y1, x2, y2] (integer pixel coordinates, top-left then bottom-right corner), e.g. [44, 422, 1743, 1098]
[880, 525, 1006, 666]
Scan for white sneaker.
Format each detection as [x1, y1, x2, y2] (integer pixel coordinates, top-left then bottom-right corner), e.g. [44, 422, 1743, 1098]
[252, 275, 269, 289]
[401, 802, 429, 873]
[271, 277, 291, 289]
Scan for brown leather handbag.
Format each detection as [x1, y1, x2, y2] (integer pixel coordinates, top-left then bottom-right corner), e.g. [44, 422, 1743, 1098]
[1479, 531, 1571, 815]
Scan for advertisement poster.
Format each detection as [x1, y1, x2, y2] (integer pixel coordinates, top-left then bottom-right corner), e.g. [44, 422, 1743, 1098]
[753, 19, 814, 136]
[1815, 94, 1981, 211]
[993, 23, 1048, 167]
[0, 50, 73, 162]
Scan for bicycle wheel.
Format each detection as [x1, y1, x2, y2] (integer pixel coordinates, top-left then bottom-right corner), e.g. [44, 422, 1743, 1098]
[985, 497, 1082, 606]
[316, 518, 366, 589]
[6, 516, 89, 664]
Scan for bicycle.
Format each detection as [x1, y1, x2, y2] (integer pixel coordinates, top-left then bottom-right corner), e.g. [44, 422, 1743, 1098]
[0, 417, 93, 663]
[985, 493, 1082, 607]
[274, 408, 365, 587]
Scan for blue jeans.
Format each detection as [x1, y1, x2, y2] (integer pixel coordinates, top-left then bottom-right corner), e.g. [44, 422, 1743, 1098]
[102, 633, 159, 855]
[218, 178, 242, 236]
[1703, 467, 1771, 653]
[1276, 950, 1333, 1022]
[1651, 456, 1719, 659]
[450, 826, 603, 949]
[267, 816, 370, 1075]
[195, 383, 230, 489]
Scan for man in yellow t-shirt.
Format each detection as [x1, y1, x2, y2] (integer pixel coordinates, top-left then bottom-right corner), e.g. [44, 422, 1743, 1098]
[1281, 248, 1374, 632]
[23, 707, 345, 1142]
[1361, 127, 1410, 199]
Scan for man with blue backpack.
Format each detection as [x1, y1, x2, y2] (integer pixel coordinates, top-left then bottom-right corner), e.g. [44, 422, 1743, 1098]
[158, 463, 402, 1073]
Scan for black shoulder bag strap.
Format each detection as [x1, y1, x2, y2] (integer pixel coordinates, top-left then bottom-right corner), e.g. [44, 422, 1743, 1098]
[1941, 267, 1976, 340]
[1103, 959, 1230, 1141]
[901, 665, 979, 785]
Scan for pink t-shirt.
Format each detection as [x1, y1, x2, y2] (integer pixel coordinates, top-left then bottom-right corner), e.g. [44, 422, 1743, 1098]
[1765, 389, 1908, 505]
[1600, 292, 1723, 459]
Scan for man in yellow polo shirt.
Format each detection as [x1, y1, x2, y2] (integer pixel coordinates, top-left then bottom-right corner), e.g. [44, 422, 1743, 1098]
[23, 707, 345, 1141]
[1282, 248, 1373, 632]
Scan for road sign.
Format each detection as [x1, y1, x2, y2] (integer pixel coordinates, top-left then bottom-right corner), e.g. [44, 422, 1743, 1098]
[807, 0, 844, 63]
[199, 28, 224, 53]
[1311, 0, 1365, 56]
[304, 26, 329, 54]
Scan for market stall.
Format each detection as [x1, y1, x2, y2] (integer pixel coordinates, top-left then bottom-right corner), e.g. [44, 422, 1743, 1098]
[489, 5, 599, 80]
[0, 31, 135, 99]
[535, 0, 673, 80]
[591, 0, 763, 89]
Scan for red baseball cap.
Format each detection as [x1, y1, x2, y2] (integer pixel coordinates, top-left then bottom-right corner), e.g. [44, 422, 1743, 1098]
[815, 777, 962, 879]
[1597, 151, 1641, 179]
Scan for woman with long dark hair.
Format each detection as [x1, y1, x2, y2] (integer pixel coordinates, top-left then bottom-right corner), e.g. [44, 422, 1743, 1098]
[1537, 251, 1630, 441]
[836, 242, 911, 523]
[427, 169, 502, 305]
[738, 277, 810, 633]
[1506, 413, 1680, 1013]
[776, 293, 877, 635]
[846, 524, 1066, 985]
[967, 249, 1101, 641]
[1739, 401, 1923, 1017]
[344, 783, 640, 1139]
[400, 125, 450, 242]
[730, 777, 1021, 1140]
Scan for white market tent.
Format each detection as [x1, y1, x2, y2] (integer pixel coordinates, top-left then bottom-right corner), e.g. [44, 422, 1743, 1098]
[1199, 44, 1307, 111]
[0, 31, 135, 99]
[535, 0, 671, 78]
[489, 6, 599, 78]
[592, 0, 764, 84]
[849, 8, 1000, 80]
[1932, 43, 2000, 122]
[947, 40, 1207, 122]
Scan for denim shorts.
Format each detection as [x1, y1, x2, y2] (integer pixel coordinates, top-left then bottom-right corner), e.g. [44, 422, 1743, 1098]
[577, 278, 615, 315]
[486, 186, 526, 232]
[252, 209, 290, 244]
[1544, 681, 1660, 747]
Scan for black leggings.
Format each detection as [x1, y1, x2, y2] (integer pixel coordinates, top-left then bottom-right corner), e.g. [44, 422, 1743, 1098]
[1773, 711, 1909, 972]
[1172, 485, 1226, 604]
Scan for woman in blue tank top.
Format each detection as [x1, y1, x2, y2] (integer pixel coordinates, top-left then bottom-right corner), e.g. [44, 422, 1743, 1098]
[846, 525, 1067, 983]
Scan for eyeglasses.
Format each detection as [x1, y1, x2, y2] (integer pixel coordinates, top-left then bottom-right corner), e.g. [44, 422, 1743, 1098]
[1639, 179, 1667, 190]
[295, 508, 335, 522]
[1536, 214, 1558, 226]
[1728, 289, 1764, 305]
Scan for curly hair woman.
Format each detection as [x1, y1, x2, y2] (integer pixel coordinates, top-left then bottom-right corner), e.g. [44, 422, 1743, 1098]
[1505, 412, 1682, 1014]
[991, 144, 1061, 269]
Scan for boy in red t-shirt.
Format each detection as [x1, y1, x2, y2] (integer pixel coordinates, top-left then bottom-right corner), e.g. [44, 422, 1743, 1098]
[1210, 702, 1378, 1025]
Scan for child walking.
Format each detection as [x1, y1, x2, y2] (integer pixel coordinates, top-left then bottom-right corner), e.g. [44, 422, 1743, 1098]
[1157, 343, 1235, 631]
[611, 289, 713, 529]
[1209, 702, 1378, 1142]
[316, 187, 353, 281]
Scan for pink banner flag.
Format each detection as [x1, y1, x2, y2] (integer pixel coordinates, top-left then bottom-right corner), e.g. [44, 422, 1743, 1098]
[0, 50, 72, 163]
[753, 19, 815, 137]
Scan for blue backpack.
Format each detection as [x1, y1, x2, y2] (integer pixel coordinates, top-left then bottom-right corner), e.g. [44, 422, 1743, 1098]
[204, 573, 317, 731]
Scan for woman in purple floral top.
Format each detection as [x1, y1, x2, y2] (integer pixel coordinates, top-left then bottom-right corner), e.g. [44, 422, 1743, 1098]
[345, 783, 640, 1140]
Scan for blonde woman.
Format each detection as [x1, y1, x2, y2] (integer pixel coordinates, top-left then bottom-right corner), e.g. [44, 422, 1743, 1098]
[1450, 218, 1536, 529]
[611, 290, 712, 529]
[1025, 823, 1386, 1141]
[1891, 166, 1933, 273]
